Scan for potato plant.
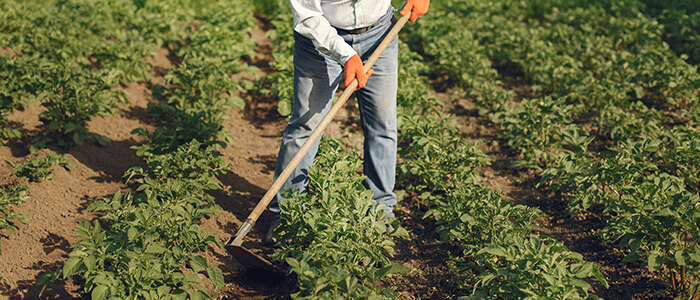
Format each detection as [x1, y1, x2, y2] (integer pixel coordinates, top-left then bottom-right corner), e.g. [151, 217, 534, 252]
[5, 150, 74, 183]
[131, 0, 258, 154]
[31, 65, 127, 151]
[39, 141, 228, 299]
[468, 233, 608, 300]
[0, 55, 24, 146]
[273, 137, 409, 299]
[397, 114, 490, 192]
[492, 96, 580, 169]
[0, 185, 30, 255]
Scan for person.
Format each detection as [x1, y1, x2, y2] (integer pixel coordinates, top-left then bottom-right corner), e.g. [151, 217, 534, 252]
[265, 0, 430, 246]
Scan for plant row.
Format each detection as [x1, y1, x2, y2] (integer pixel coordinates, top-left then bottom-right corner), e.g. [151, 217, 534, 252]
[394, 26, 608, 300]
[254, 0, 295, 116]
[406, 0, 700, 297]
[1, 0, 262, 298]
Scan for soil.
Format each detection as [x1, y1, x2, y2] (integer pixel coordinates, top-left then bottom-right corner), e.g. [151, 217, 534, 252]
[0, 18, 674, 299]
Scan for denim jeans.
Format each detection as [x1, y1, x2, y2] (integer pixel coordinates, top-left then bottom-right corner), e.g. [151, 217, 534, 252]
[268, 7, 399, 218]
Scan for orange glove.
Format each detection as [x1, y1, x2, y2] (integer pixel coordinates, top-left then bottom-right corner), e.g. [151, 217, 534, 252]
[400, 0, 430, 22]
[343, 54, 374, 91]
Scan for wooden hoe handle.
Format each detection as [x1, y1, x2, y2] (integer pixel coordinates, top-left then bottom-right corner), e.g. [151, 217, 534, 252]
[230, 11, 411, 247]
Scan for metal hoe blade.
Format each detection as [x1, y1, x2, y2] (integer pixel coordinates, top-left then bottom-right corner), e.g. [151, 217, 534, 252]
[225, 220, 273, 268]
[225, 238, 273, 269]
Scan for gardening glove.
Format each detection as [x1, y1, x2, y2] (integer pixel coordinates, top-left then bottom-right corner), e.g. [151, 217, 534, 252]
[343, 54, 374, 91]
[400, 0, 430, 22]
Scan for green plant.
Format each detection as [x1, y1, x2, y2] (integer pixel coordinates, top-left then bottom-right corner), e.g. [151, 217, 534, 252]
[655, 126, 700, 193]
[0, 185, 30, 255]
[31, 64, 127, 151]
[398, 114, 490, 193]
[6, 150, 74, 183]
[251, 0, 284, 19]
[273, 137, 409, 299]
[125, 140, 230, 189]
[39, 192, 224, 300]
[599, 173, 700, 297]
[0, 54, 24, 146]
[40, 141, 228, 299]
[537, 126, 598, 215]
[426, 185, 541, 251]
[131, 102, 233, 155]
[492, 96, 578, 170]
[254, 1, 295, 117]
[466, 233, 609, 299]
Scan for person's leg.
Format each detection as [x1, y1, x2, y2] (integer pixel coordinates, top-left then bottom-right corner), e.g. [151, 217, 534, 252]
[268, 31, 343, 220]
[351, 10, 400, 216]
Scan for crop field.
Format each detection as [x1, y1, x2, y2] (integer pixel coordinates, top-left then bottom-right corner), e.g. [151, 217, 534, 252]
[0, 0, 699, 299]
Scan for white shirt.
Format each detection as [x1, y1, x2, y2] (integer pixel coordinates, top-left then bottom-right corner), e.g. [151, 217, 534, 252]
[290, 0, 392, 64]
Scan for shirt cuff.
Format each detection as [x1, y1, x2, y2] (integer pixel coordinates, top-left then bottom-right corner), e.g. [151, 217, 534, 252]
[337, 44, 357, 65]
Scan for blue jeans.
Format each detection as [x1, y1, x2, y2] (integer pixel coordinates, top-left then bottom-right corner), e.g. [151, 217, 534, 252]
[268, 8, 399, 218]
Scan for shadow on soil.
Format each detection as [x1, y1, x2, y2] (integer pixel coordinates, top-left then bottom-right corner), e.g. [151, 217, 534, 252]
[216, 249, 296, 300]
[0, 257, 85, 300]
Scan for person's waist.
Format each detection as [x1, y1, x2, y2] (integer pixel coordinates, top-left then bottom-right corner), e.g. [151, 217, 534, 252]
[332, 6, 393, 35]
[335, 24, 375, 35]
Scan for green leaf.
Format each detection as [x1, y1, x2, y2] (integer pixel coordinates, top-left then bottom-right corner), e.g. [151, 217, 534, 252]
[189, 255, 207, 272]
[73, 132, 85, 145]
[574, 262, 594, 278]
[127, 227, 139, 241]
[623, 234, 643, 251]
[91, 285, 109, 300]
[478, 246, 507, 257]
[277, 100, 292, 116]
[542, 273, 556, 285]
[380, 288, 399, 299]
[84, 255, 96, 272]
[230, 96, 245, 109]
[675, 250, 686, 266]
[653, 208, 676, 217]
[63, 257, 81, 278]
[145, 243, 167, 254]
[592, 267, 609, 289]
[633, 86, 644, 99]
[376, 264, 411, 279]
[184, 273, 201, 284]
[157, 285, 171, 297]
[191, 288, 210, 300]
[647, 253, 663, 271]
[206, 265, 225, 291]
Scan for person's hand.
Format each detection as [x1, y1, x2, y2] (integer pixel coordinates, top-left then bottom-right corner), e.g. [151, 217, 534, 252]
[400, 0, 430, 22]
[343, 54, 374, 91]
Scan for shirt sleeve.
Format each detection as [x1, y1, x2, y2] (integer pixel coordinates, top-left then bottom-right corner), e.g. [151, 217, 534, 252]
[290, 0, 357, 65]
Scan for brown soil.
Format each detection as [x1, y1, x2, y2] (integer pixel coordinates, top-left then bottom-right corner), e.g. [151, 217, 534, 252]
[0, 19, 673, 300]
